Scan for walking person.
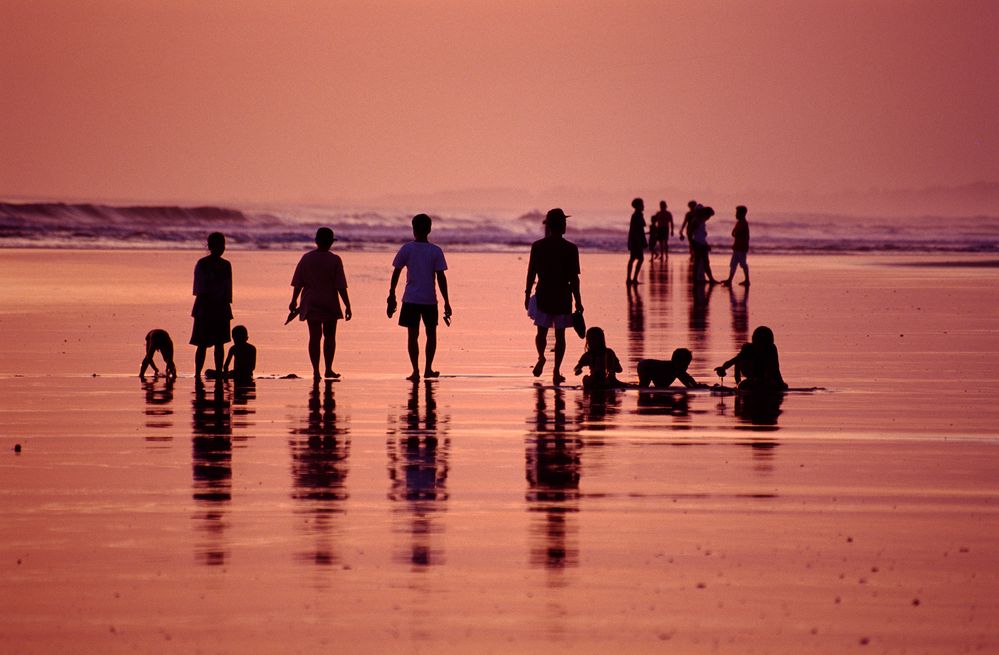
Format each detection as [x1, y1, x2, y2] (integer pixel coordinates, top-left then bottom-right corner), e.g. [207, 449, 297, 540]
[190, 232, 232, 378]
[387, 213, 453, 381]
[722, 205, 750, 287]
[289, 227, 352, 380]
[525, 208, 583, 385]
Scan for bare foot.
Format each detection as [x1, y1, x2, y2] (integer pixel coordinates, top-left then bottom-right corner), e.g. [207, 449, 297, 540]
[532, 357, 546, 377]
[424, 370, 440, 378]
[721, 279, 732, 287]
[312, 370, 321, 381]
[553, 373, 566, 385]
[406, 371, 420, 382]
[740, 280, 750, 286]
[325, 371, 341, 379]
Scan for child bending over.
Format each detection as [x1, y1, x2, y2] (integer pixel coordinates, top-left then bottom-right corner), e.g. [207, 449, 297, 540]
[139, 329, 177, 379]
[574, 327, 623, 390]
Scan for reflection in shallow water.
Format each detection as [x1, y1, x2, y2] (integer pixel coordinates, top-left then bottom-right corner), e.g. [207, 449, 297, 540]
[687, 282, 714, 370]
[735, 391, 785, 429]
[289, 380, 350, 568]
[387, 381, 449, 570]
[636, 389, 691, 422]
[728, 284, 749, 350]
[191, 379, 233, 566]
[526, 386, 580, 579]
[626, 283, 645, 370]
[142, 376, 175, 437]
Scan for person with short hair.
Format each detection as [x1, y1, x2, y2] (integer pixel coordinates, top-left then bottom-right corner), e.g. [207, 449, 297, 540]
[626, 197, 647, 285]
[722, 205, 750, 287]
[387, 214, 452, 381]
[139, 329, 177, 378]
[190, 232, 232, 378]
[637, 348, 706, 388]
[525, 208, 583, 385]
[223, 325, 256, 384]
[290, 227, 352, 380]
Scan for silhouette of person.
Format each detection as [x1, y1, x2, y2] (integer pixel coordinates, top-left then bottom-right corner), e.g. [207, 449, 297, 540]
[139, 328, 177, 379]
[289, 227, 352, 380]
[637, 348, 707, 388]
[722, 205, 750, 286]
[678, 200, 698, 254]
[573, 327, 623, 390]
[626, 198, 647, 285]
[649, 200, 673, 260]
[715, 325, 788, 391]
[525, 208, 583, 385]
[190, 232, 232, 378]
[690, 205, 720, 284]
[206, 325, 256, 384]
[387, 214, 452, 381]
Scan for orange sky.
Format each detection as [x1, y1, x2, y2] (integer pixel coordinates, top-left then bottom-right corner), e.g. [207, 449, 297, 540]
[1, 0, 997, 207]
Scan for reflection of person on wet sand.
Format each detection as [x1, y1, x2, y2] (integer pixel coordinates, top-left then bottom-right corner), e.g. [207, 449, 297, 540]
[190, 232, 232, 378]
[289, 227, 352, 380]
[637, 348, 708, 389]
[574, 327, 623, 390]
[525, 208, 583, 385]
[387, 214, 452, 382]
[626, 198, 647, 285]
[140, 328, 177, 378]
[715, 325, 788, 391]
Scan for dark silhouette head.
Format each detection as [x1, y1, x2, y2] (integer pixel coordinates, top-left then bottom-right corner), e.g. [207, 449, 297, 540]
[315, 227, 336, 249]
[544, 208, 569, 235]
[736, 205, 748, 220]
[584, 326, 607, 354]
[632, 197, 644, 211]
[751, 325, 775, 347]
[659, 200, 667, 210]
[670, 347, 693, 369]
[412, 213, 432, 238]
[688, 200, 697, 210]
[699, 206, 715, 219]
[232, 325, 249, 344]
[207, 232, 225, 256]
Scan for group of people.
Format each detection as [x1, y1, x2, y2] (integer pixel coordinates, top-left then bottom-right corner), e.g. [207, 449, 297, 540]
[628, 198, 751, 287]
[139, 203, 784, 395]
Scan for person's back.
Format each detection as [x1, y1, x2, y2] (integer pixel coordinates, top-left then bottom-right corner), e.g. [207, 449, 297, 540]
[229, 342, 256, 382]
[530, 235, 579, 315]
[395, 240, 446, 304]
[292, 249, 347, 317]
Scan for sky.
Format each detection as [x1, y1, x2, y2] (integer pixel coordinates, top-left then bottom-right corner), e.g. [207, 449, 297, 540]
[1, 0, 997, 210]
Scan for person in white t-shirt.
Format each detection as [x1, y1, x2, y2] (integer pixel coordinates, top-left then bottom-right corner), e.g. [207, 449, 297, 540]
[387, 214, 453, 381]
[289, 227, 352, 380]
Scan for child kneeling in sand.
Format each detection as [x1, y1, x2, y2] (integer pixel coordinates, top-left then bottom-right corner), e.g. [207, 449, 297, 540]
[574, 327, 623, 390]
[637, 348, 706, 389]
[139, 329, 177, 379]
[714, 325, 787, 391]
[206, 325, 256, 384]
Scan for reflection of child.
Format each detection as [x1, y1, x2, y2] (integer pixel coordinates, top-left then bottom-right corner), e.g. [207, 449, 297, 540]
[206, 325, 256, 383]
[573, 327, 623, 390]
[637, 348, 705, 389]
[139, 329, 177, 378]
[715, 325, 787, 391]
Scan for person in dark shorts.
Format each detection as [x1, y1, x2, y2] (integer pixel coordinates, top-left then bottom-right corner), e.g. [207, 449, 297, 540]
[190, 232, 232, 378]
[387, 214, 453, 381]
[626, 197, 647, 285]
[289, 227, 352, 380]
[649, 200, 673, 260]
[525, 208, 583, 385]
[637, 348, 706, 389]
[139, 328, 177, 379]
[722, 205, 750, 287]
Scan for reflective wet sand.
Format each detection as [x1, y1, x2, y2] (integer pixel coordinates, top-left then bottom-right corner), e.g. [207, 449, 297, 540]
[1, 250, 998, 653]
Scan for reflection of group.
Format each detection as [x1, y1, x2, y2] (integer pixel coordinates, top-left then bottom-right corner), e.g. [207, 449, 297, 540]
[135, 200, 782, 398]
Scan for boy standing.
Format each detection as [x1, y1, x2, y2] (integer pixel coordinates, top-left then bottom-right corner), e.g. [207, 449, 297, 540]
[387, 214, 453, 381]
[723, 205, 750, 287]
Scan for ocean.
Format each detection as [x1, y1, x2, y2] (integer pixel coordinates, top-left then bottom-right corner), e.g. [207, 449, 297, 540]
[2, 201, 997, 253]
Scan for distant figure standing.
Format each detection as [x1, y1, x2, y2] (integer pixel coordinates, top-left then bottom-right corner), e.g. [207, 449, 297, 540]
[190, 232, 232, 378]
[677, 200, 698, 254]
[626, 198, 647, 285]
[289, 227, 352, 380]
[387, 214, 452, 381]
[722, 205, 750, 287]
[525, 208, 583, 385]
[649, 200, 673, 260]
[139, 329, 177, 379]
[690, 205, 720, 284]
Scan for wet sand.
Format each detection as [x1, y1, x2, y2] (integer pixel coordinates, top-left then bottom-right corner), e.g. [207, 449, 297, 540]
[1, 249, 998, 653]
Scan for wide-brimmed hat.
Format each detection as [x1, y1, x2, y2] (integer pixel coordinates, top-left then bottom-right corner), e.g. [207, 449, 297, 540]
[544, 208, 570, 224]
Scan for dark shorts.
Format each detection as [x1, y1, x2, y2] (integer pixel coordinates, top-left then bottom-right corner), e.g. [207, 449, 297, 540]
[399, 302, 438, 328]
[630, 247, 646, 259]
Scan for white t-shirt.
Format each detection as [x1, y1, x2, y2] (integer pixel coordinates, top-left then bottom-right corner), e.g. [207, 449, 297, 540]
[392, 241, 447, 304]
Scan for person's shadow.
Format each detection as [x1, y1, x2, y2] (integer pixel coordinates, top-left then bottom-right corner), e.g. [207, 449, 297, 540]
[387, 381, 450, 570]
[191, 379, 233, 566]
[289, 379, 350, 567]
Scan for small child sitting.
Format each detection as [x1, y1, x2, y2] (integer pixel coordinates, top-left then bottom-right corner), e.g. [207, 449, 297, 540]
[637, 348, 706, 389]
[139, 329, 177, 379]
[573, 327, 623, 390]
[714, 325, 787, 391]
[206, 325, 256, 384]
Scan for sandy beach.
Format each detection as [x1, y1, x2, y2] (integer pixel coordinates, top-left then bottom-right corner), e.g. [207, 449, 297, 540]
[2, 249, 998, 653]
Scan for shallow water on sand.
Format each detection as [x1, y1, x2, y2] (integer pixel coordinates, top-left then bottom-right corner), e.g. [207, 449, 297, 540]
[1, 250, 998, 653]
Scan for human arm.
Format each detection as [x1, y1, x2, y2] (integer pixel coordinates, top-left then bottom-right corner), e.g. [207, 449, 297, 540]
[225, 260, 233, 304]
[677, 370, 707, 389]
[223, 347, 234, 374]
[387, 267, 402, 317]
[570, 274, 583, 313]
[289, 286, 302, 312]
[573, 351, 590, 376]
[436, 270, 452, 320]
[339, 288, 352, 321]
[525, 249, 537, 310]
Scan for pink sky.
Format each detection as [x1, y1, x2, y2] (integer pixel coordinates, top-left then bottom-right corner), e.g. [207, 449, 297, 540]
[1, 0, 997, 207]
